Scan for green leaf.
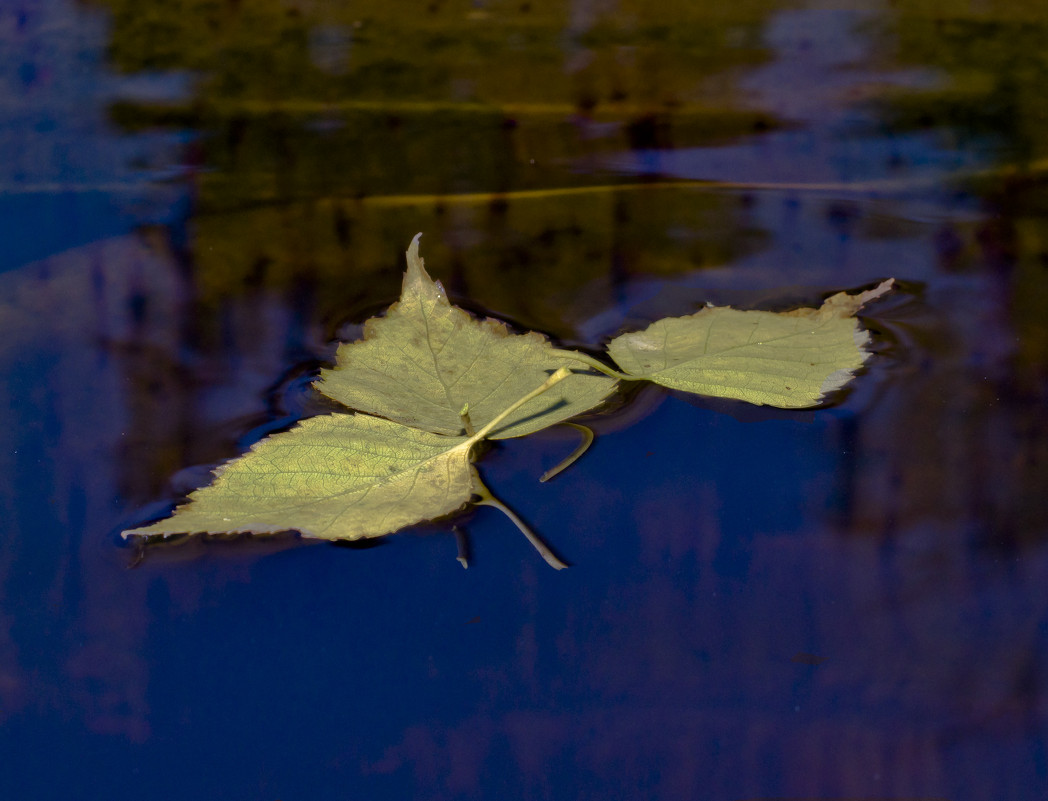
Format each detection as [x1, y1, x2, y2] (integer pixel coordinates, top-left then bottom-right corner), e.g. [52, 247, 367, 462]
[123, 368, 575, 568]
[122, 413, 478, 541]
[314, 234, 618, 439]
[606, 279, 894, 408]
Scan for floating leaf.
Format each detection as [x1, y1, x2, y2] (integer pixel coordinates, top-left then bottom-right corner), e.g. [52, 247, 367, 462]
[606, 279, 894, 408]
[122, 413, 477, 541]
[122, 227, 897, 572]
[315, 234, 618, 439]
[123, 369, 574, 568]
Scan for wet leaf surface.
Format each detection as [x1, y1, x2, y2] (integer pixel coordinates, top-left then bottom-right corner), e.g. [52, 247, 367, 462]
[123, 413, 478, 541]
[606, 279, 894, 407]
[315, 234, 618, 439]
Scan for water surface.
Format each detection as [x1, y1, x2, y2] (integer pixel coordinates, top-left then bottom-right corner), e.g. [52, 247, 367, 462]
[2, 1, 1047, 799]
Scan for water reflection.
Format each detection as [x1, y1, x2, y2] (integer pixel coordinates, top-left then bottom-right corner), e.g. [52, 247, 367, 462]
[2, 0, 1048, 799]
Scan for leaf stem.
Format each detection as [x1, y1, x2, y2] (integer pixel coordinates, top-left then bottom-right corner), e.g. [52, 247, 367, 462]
[551, 350, 632, 381]
[467, 366, 573, 443]
[539, 423, 594, 482]
[472, 476, 569, 570]
[459, 403, 475, 436]
[453, 525, 470, 569]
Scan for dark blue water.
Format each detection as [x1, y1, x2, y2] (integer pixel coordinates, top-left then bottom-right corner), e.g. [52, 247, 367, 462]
[3, 2, 1047, 799]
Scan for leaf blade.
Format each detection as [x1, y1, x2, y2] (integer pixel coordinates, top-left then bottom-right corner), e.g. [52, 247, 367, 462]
[607, 279, 893, 408]
[122, 413, 476, 541]
[314, 234, 618, 438]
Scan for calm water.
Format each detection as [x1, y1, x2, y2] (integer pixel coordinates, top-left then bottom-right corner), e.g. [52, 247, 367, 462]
[3, 1, 1048, 799]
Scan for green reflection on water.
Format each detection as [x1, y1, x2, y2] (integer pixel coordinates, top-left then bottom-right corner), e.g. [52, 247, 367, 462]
[873, 3, 1048, 164]
[91, 0, 791, 325]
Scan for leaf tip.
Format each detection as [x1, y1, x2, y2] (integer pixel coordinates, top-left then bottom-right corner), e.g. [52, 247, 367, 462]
[120, 522, 177, 541]
[121, 518, 163, 539]
[857, 277, 895, 307]
[403, 232, 447, 303]
[405, 232, 424, 275]
[819, 277, 896, 320]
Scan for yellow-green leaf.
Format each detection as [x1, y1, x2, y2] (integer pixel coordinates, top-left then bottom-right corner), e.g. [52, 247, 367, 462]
[606, 279, 894, 408]
[314, 234, 617, 439]
[123, 368, 575, 568]
[122, 413, 478, 541]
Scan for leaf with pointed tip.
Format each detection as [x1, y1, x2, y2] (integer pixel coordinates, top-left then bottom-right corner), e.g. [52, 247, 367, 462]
[314, 234, 618, 439]
[123, 368, 576, 569]
[606, 279, 894, 408]
[122, 413, 478, 541]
